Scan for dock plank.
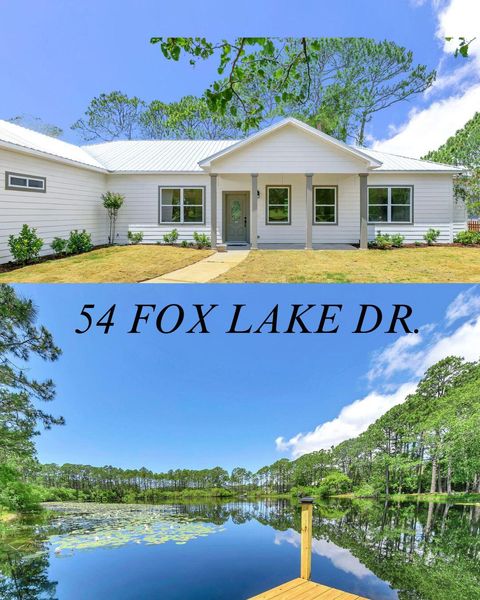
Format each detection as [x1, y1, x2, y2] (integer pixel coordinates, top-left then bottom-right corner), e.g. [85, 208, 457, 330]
[247, 579, 368, 600]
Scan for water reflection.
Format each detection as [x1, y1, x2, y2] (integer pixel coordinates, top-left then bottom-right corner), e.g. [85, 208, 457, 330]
[0, 499, 478, 600]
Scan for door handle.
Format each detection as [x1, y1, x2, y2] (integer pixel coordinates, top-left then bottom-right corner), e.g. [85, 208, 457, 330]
[244, 216, 247, 227]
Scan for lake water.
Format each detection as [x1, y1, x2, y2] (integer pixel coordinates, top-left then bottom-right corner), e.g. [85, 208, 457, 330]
[1, 499, 479, 599]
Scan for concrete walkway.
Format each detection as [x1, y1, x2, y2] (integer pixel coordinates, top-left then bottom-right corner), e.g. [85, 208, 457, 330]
[143, 250, 250, 283]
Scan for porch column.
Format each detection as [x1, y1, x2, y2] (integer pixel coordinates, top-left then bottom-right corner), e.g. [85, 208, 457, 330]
[210, 173, 218, 249]
[251, 173, 258, 249]
[359, 173, 368, 249]
[305, 173, 313, 250]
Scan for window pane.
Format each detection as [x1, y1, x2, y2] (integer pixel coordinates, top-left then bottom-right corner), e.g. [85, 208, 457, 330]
[161, 189, 181, 205]
[368, 188, 388, 205]
[315, 188, 335, 206]
[184, 188, 203, 206]
[268, 206, 289, 223]
[391, 206, 411, 222]
[10, 176, 28, 187]
[315, 205, 335, 223]
[391, 187, 411, 205]
[28, 179, 44, 189]
[368, 205, 388, 222]
[183, 206, 203, 222]
[161, 205, 181, 222]
[268, 187, 289, 206]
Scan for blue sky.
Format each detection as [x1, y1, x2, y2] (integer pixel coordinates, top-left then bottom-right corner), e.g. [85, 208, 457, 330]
[15, 284, 480, 472]
[0, 0, 478, 155]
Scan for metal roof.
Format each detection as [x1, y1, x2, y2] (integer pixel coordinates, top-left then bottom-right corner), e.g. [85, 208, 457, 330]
[357, 147, 464, 173]
[0, 119, 106, 171]
[83, 139, 235, 173]
[0, 118, 464, 174]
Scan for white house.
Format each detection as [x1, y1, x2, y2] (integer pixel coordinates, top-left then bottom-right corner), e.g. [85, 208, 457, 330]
[0, 117, 466, 263]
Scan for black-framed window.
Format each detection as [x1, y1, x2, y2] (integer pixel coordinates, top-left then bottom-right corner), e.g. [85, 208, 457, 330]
[5, 172, 46, 193]
[314, 186, 337, 224]
[266, 186, 290, 224]
[368, 186, 412, 223]
[159, 187, 204, 224]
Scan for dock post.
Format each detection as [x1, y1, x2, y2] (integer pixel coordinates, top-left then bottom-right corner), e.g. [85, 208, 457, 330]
[300, 498, 313, 580]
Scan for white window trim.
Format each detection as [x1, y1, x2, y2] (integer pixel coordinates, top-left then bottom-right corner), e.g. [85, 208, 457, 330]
[158, 186, 205, 225]
[266, 185, 291, 225]
[368, 185, 413, 224]
[313, 185, 338, 225]
[6, 172, 46, 193]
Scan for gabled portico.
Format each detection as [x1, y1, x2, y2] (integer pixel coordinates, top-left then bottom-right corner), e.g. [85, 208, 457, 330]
[201, 118, 380, 250]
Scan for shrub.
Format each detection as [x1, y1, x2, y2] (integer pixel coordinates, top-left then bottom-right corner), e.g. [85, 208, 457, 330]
[193, 231, 211, 248]
[454, 230, 480, 245]
[390, 233, 405, 248]
[180, 239, 189, 248]
[370, 232, 392, 250]
[8, 224, 44, 264]
[163, 229, 179, 244]
[353, 483, 377, 498]
[67, 229, 93, 254]
[414, 240, 423, 247]
[289, 485, 320, 498]
[370, 232, 405, 250]
[318, 471, 352, 497]
[128, 231, 144, 245]
[424, 228, 440, 245]
[51, 236, 68, 255]
[0, 465, 41, 511]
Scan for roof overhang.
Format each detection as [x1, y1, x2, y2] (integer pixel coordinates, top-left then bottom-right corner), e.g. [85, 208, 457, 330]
[0, 139, 107, 173]
[198, 118, 383, 170]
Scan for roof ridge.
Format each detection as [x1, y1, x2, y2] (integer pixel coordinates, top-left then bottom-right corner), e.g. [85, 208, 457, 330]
[82, 138, 240, 149]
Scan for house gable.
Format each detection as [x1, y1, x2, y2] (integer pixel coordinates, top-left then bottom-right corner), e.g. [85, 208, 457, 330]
[199, 119, 380, 174]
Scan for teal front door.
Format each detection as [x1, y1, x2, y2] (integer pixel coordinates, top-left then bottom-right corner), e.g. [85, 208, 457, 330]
[225, 193, 249, 243]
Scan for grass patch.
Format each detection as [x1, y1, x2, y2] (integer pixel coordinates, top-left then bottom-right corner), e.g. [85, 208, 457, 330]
[215, 247, 480, 283]
[0, 511, 17, 522]
[0, 245, 214, 283]
[389, 492, 480, 504]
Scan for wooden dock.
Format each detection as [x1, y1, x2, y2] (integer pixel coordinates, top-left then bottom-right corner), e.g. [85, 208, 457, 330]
[248, 499, 369, 600]
[248, 578, 368, 599]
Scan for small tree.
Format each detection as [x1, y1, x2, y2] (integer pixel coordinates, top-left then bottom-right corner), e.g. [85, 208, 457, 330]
[102, 192, 125, 245]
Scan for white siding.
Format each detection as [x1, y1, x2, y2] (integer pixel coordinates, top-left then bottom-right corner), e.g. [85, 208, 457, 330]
[0, 148, 107, 263]
[111, 172, 459, 247]
[211, 126, 370, 174]
[107, 173, 213, 245]
[366, 173, 460, 243]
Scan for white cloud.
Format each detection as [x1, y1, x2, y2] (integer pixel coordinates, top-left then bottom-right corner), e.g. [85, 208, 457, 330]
[445, 285, 480, 323]
[373, 83, 480, 158]
[373, 0, 480, 157]
[277, 289, 480, 458]
[274, 529, 375, 579]
[275, 382, 417, 457]
[420, 315, 480, 367]
[366, 326, 431, 381]
[368, 297, 480, 381]
[437, 0, 479, 46]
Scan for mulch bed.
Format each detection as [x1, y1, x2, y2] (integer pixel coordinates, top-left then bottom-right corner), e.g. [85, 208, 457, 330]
[369, 243, 480, 250]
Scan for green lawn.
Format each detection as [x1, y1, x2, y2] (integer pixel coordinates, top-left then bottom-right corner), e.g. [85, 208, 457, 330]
[0, 245, 214, 283]
[215, 247, 480, 283]
[2, 245, 480, 283]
